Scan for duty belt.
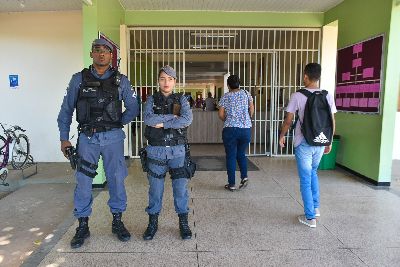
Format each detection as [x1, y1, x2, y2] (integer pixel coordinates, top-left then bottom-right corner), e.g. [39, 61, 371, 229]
[148, 139, 186, 147]
[78, 125, 114, 137]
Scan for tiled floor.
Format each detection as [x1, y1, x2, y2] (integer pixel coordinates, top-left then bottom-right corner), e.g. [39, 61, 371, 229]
[33, 158, 400, 267]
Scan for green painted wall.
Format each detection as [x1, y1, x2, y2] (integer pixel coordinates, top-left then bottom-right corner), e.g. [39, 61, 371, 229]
[380, 2, 400, 182]
[125, 11, 324, 27]
[324, 0, 398, 182]
[81, 0, 124, 185]
[82, 0, 124, 66]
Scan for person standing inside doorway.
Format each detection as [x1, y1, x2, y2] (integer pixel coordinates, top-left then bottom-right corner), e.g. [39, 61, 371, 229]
[279, 63, 336, 228]
[57, 39, 139, 248]
[204, 92, 217, 111]
[218, 74, 254, 191]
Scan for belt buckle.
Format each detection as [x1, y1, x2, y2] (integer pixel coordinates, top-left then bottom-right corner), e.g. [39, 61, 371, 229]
[164, 139, 170, 148]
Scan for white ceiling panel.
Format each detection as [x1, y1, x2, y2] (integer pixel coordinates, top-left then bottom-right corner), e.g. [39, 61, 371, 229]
[120, 0, 344, 12]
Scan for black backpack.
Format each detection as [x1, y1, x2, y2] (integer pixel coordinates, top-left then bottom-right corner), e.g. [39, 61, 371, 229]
[297, 89, 333, 146]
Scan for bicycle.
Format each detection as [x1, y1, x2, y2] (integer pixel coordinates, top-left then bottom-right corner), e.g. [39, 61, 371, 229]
[0, 123, 31, 186]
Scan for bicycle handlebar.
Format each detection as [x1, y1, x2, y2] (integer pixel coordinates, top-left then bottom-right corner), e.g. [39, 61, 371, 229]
[0, 123, 26, 136]
[14, 126, 26, 132]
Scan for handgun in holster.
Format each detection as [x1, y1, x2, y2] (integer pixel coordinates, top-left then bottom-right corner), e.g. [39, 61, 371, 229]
[184, 144, 196, 178]
[139, 147, 149, 172]
[65, 146, 78, 170]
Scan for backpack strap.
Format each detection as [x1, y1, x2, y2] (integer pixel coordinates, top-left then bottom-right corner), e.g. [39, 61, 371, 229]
[298, 88, 312, 98]
[290, 89, 310, 131]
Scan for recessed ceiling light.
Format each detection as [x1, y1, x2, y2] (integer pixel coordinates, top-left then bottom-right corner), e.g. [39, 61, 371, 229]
[190, 33, 237, 38]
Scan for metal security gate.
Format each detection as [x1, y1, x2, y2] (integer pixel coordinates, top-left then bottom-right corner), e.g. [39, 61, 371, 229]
[228, 51, 275, 156]
[127, 27, 321, 157]
[129, 50, 185, 157]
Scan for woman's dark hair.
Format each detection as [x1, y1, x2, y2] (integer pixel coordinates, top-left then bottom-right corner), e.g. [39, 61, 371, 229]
[227, 75, 240, 89]
[304, 63, 321, 81]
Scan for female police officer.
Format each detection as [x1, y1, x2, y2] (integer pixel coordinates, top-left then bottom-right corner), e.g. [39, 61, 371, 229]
[142, 65, 194, 240]
[57, 39, 139, 248]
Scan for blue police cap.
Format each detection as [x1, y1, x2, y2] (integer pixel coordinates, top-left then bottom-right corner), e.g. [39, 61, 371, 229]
[92, 38, 113, 52]
[159, 65, 177, 79]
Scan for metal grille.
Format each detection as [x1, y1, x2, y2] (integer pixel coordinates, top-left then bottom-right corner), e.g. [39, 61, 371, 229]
[128, 27, 321, 157]
[129, 50, 185, 157]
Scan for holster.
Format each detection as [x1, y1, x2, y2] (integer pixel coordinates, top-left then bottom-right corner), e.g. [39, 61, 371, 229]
[65, 146, 78, 170]
[139, 147, 149, 172]
[169, 144, 196, 179]
[65, 145, 98, 178]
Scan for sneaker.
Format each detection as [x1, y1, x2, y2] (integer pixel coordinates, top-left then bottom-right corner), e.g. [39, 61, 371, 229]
[224, 184, 236, 191]
[239, 178, 249, 189]
[315, 208, 320, 217]
[298, 215, 316, 228]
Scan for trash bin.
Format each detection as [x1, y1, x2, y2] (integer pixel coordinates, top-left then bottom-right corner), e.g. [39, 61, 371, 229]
[318, 135, 340, 170]
[92, 156, 106, 188]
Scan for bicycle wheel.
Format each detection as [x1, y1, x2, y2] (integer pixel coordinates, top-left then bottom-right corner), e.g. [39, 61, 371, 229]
[11, 134, 30, 169]
[0, 136, 7, 168]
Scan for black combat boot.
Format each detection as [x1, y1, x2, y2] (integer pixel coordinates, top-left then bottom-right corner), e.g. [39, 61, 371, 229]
[70, 217, 90, 249]
[112, 213, 131, 242]
[143, 213, 159, 240]
[178, 213, 192, 240]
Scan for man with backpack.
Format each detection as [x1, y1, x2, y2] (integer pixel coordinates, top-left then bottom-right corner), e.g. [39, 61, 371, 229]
[279, 63, 337, 228]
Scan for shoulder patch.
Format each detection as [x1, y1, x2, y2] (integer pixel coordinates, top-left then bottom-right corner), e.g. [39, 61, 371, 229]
[131, 85, 137, 98]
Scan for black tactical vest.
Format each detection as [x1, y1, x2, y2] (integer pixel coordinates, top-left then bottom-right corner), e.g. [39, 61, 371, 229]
[144, 92, 187, 146]
[76, 68, 123, 130]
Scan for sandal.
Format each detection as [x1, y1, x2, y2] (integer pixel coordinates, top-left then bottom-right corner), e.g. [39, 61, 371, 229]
[239, 178, 249, 189]
[224, 184, 236, 191]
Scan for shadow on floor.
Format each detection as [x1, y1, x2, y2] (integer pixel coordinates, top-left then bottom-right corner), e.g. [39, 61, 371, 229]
[191, 156, 259, 171]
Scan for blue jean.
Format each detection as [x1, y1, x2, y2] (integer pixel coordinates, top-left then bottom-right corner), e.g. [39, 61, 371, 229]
[74, 136, 128, 218]
[222, 127, 251, 186]
[294, 140, 324, 219]
[145, 155, 189, 215]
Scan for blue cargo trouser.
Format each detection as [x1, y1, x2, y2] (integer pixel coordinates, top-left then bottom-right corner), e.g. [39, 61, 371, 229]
[145, 146, 189, 215]
[74, 134, 128, 218]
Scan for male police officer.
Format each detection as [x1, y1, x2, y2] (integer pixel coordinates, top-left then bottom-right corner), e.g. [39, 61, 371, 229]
[57, 39, 139, 248]
[142, 65, 194, 240]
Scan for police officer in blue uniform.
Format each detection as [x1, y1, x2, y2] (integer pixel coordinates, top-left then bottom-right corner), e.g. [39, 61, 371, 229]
[57, 39, 139, 248]
[141, 65, 195, 240]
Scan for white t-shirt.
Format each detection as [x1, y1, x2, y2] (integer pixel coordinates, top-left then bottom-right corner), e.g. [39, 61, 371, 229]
[286, 88, 337, 147]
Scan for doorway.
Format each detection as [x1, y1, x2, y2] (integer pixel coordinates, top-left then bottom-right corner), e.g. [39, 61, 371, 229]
[127, 27, 321, 158]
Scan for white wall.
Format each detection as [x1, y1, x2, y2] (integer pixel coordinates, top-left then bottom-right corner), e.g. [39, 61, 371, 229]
[0, 11, 83, 162]
[320, 20, 338, 95]
[393, 112, 400, 159]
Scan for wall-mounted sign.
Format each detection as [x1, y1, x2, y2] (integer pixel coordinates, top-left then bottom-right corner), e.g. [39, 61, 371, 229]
[9, 74, 19, 89]
[335, 35, 384, 113]
[99, 32, 120, 70]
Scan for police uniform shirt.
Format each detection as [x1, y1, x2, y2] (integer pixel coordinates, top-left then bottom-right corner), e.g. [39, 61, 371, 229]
[143, 94, 193, 159]
[57, 66, 139, 145]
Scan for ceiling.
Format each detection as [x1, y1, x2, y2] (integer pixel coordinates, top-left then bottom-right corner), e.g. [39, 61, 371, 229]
[0, 0, 344, 13]
[120, 0, 343, 12]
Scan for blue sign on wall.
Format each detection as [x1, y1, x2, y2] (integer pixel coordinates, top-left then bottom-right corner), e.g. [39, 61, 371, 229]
[9, 74, 19, 88]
